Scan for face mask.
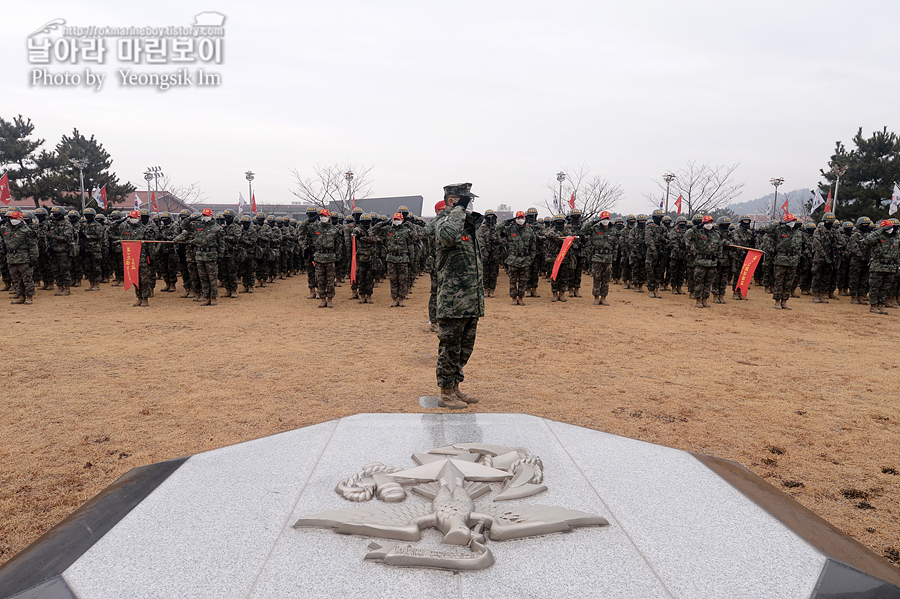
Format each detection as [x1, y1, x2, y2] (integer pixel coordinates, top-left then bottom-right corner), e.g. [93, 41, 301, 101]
[516, 218, 526, 226]
[241, 222, 250, 229]
[320, 216, 329, 224]
[887, 228, 895, 235]
[202, 216, 212, 222]
[10, 219, 21, 226]
[392, 219, 402, 226]
[600, 219, 610, 226]
[792, 222, 800, 228]
[703, 223, 713, 230]
[128, 217, 139, 224]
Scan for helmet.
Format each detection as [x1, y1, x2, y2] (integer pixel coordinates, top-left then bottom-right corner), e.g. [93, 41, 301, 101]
[599, 211, 611, 220]
[160, 211, 171, 219]
[823, 212, 837, 222]
[67, 210, 80, 218]
[254, 212, 266, 220]
[139, 208, 150, 216]
[554, 213, 565, 221]
[398, 205, 409, 213]
[50, 206, 65, 216]
[651, 209, 664, 217]
[626, 214, 636, 222]
[83, 207, 96, 216]
[265, 215, 276, 222]
[240, 215, 252, 223]
[484, 209, 495, 215]
[34, 207, 47, 216]
[129, 210, 141, 218]
[179, 209, 191, 217]
[526, 207, 538, 215]
[222, 209, 235, 217]
[692, 213, 703, 223]
[675, 215, 688, 224]
[804, 222, 816, 231]
[636, 214, 648, 221]
[614, 216, 624, 224]
[842, 220, 854, 230]
[741, 215, 751, 223]
[701, 215, 714, 223]
[716, 216, 731, 225]
[352, 207, 363, 214]
[306, 206, 318, 214]
[319, 209, 331, 218]
[290, 218, 297, 224]
[891, 218, 900, 226]
[816, 221, 824, 229]
[568, 209, 581, 216]
[201, 208, 213, 216]
[662, 215, 672, 224]
[856, 216, 873, 227]
[434, 200, 446, 212]
[360, 213, 371, 222]
[95, 213, 106, 222]
[345, 215, 353, 223]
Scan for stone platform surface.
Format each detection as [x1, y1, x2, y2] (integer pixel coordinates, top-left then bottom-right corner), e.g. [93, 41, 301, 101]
[2, 413, 899, 599]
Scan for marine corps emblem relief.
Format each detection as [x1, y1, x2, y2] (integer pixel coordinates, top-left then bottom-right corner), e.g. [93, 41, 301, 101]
[293, 443, 608, 571]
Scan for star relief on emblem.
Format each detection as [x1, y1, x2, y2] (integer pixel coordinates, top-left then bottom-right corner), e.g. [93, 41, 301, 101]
[293, 443, 609, 571]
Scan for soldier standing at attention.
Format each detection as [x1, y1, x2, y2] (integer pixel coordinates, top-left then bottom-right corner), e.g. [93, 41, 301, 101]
[120, 210, 155, 307]
[770, 213, 804, 310]
[684, 215, 720, 308]
[45, 206, 75, 296]
[477, 209, 501, 298]
[372, 211, 416, 307]
[864, 219, 900, 314]
[581, 210, 618, 306]
[187, 208, 225, 306]
[2, 210, 39, 305]
[307, 208, 341, 308]
[425, 201, 446, 331]
[501, 210, 537, 305]
[434, 183, 483, 410]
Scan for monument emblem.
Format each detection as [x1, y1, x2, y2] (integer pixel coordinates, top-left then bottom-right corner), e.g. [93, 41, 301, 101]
[294, 442, 608, 571]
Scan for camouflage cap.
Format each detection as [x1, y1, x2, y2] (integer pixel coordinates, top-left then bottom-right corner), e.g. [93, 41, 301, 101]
[442, 182, 477, 199]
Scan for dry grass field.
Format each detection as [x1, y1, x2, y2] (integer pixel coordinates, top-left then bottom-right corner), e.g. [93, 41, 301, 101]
[1, 271, 899, 570]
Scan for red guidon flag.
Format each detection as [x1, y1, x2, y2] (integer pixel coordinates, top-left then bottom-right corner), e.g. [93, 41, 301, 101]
[150, 192, 158, 212]
[781, 195, 789, 215]
[824, 190, 832, 212]
[551, 236, 575, 281]
[350, 235, 357, 283]
[121, 241, 142, 290]
[674, 194, 682, 215]
[251, 192, 257, 213]
[0, 173, 11, 205]
[736, 249, 763, 299]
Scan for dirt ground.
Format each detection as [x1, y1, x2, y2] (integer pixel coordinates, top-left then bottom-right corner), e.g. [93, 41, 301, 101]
[1, 271, 899, 570]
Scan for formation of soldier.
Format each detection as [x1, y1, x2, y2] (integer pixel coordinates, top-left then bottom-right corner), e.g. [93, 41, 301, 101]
[4, 204, 899, 315]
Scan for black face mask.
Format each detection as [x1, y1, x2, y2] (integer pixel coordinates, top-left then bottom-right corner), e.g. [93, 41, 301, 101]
[141, 215, 150, 224]
[307, 214, 317, 222]
[615, 223, 624, 230]
[353, 213, 361, 224]
[361, 221, 370, 229]
[241, 222, 251, 229]
[52, 213, 63, 220]
[554, 221, 564, 230]
[677, 224, 686, 230]
[741, 221, 750, 229]
[86, 214, 96, 222]
[652, 216, 662, 225]
[68, 216, 79, 223]
[824, 221, 833, 229]
[526, 215, 536, 224]
[719, 224, 729, 232]
[637, 221, 645, 230]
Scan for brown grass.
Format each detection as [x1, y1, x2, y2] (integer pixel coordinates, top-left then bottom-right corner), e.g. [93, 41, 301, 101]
[2, 272, 899, 568]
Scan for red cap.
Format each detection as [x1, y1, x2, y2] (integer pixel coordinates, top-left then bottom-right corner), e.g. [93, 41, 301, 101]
[702, 215, 714, 223]
[783, 213, 796, 222]
[393, 212, 403, 220]
[8, 211, 23, 219]
[515, 210, 526, 218]
[201, 208, 213, 216]
[434, 200, 446, 212]
[129, 210, 141, 218]
[599, 211, 611, 220]
[319, 209, 330, 218]
[881, 219, 894, 228]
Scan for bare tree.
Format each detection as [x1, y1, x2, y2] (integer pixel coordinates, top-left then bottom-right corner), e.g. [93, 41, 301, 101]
[141, 174, 209, 205]
[642, 161, 745, 216]
[540, 164, 624, 220]
[289, 162, 374, 215]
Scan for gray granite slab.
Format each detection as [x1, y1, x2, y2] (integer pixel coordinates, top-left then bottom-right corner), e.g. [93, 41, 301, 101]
[544, 418, 827, 599]
[63, 421, 338, 599]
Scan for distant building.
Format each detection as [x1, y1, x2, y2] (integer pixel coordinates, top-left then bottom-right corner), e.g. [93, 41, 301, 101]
[324, 195, 424, 217]
[494, 203, 513, 221]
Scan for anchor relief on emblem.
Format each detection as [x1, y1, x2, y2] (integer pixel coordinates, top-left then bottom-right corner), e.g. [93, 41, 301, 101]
[293, 442, 609, 571]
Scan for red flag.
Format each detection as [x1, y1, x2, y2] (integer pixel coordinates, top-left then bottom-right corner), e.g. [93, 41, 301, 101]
[736, 249, 763, 299]
[350, 235, 357, 283]
[150, 192, 158, 212]
[824, 190, 832, 212]
[251, 192, 257, 213]
[351, 194, 355, 211]
[781, 195, 789, 215]
[0, 173, 10, 205]
[551, 236, 575, 281]
[675, 194, 682, 215]
[568, 192, 575, 210]
[121, 241, 142, 290]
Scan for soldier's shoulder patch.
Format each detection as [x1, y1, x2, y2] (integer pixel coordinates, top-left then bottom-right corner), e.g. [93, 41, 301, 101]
[462, 235, 470, 241]
[511, 233, 517, 237]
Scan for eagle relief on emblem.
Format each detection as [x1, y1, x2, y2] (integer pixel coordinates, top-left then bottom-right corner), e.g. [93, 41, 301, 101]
[293, 443, 609, 571]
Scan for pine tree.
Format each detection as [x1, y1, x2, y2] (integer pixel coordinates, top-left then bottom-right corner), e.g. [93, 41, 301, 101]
[0, 115, 62, 208]
[56, 128, 135, 210]
[819, 127, 900, 222]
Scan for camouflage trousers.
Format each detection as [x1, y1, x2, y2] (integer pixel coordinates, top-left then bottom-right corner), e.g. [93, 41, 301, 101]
[315, 261, 336, 298]
[484, 256, 500, 291]
[188, 259, 201, 293]
[112, 248, 123, 282]
[772, 264, 796, 301]
[550, 263, 570, 293]
[712, 262, 730, 296]
[621, 253, 632, 283]
[178, 255, 191, 290]
[590, 262, 612, 298]
[645, 258, 663, 292]
[1, 257, 10, 284]
[9, 263, 35, 297]
[436, 317, 478, 389]
[306, 260, 316, 289]
[197, 260, 219, 299]
[612, 255, 622, 281]
[387, 262, 409, 299]
[83, 249, 103, 283]
[569, 257, 584, 290]
[356, 261, 375, 296]
[527, 258, 541, 290]
[868, 272, 892, 305]
[691, 265, 715, 299]
[630, 254, 646, 285]
[159, 251, 179, 286]
[669, 258, 687, 289]
[133, 261, 153, 299]
[219, 255, 238, 292]
[508, 265, 529, 298]
[811, 260, 834, 294]
[238, 256, 256, 288]
[51, 251, 72, 286]
[848, 258, 869, 298]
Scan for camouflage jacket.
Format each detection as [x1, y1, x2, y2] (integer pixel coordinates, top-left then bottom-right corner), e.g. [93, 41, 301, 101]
[545, 226, 576, 268]
[770, 224, 804, 267]
[81, 220, 107, 253]
[847, 230, 871, 263]
[372, 221, 416, 263]
[307, 221, 341, 263]
[501, 222, 537, 268]
[629, 225, 648, 265]
[865, 229, 900, 273]
[237, 225, 258, 261]
[1, 222, 39, 265]
[730, 225, 755, 260]
[45, 218, 75, 254]
[119, 221, 156, 261]
[434, 206, 484, 319]
[581, 222, 618, 264]
[352, 226, 379, 262]
[667, 227, 688, 260]
[190, 219, 224, 261]
[811, 228, 840, 264]
[684, 226, 722, 267]
[644, 221, 667, 265]
[222, 221, 242, 257]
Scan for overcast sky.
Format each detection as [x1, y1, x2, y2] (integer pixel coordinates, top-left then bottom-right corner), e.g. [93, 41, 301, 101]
[5, 0, 898, 215]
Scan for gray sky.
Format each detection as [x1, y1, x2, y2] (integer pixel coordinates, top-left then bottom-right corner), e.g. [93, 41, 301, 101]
[5, 0, 899, 215]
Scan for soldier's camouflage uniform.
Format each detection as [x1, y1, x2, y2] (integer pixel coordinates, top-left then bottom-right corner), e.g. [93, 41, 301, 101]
[2, 221, 39, 300]
[846, 228, 871, 300]
[501, 221, 537, 299]
[237, 221, 258, 290]
[45, 216, 75, 290]
[770, 223, 804, 302]
[120, 220, 156, 301]
[685, 225, 721, 301]
[372, 220, 416, 301]
[307, 220, 341, 300]
[190, 219, 225, 300]
[864, 228, 900, 308]
[581, 220, 618, 300]
[644, 219, 667, 294]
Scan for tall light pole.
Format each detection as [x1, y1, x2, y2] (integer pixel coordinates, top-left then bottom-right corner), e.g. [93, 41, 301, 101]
[245, 170, 255, 213]
[146, 166, 163, 214]
[831, 165, 848, 213]
[70, 158, 89, 212]
[770, 177, 784, 219]
[556, 171, 566, 213]
[143, 170, 153, 211]
[344, 171, 354, 213]
[663, 172, 676, 215]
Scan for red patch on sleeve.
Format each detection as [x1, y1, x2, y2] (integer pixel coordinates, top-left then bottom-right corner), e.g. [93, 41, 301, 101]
[461, 235, 470, 241]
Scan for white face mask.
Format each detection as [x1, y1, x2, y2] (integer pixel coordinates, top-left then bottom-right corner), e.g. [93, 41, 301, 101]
[392, 219, 402, 226]
[320, 216, 329, 224]
[791, 222, 800, 228]
[600, 219, 610, 226]
[887, 228, 895, 235]
[9, 219, 21, 226]
[128, 217, 139, 224]
[515, 218, 526, 226]
[703, 223, 713, 230]
[201, 216, 212, 222]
